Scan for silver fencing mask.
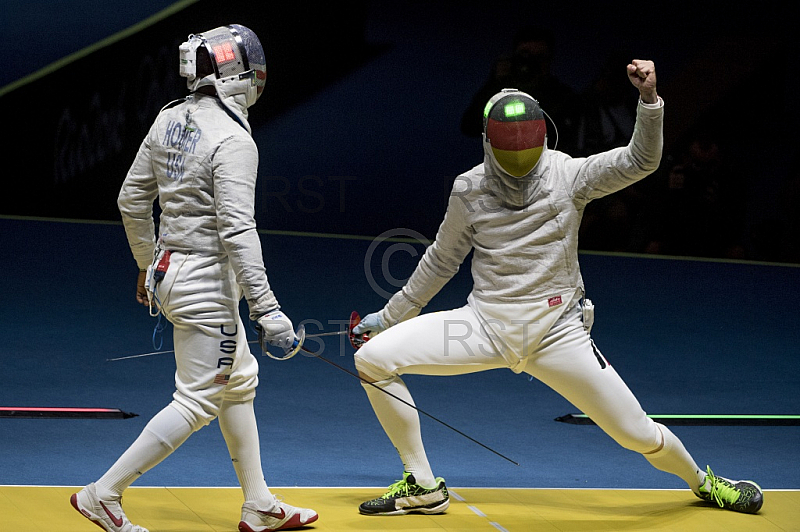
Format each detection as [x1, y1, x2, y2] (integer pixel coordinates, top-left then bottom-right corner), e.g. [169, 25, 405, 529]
[179, 24, 266, 107]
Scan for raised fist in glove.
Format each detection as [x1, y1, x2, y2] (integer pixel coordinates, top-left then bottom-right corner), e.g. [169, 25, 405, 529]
[257, 310, 297, 350]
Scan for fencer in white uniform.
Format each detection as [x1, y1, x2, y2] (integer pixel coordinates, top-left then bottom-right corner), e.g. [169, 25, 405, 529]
[353, 60, 763, 516]
[70, 25, 318, 532]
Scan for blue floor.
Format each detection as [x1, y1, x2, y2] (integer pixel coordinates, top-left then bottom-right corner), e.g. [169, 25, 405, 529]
[1, 217, 798, 490]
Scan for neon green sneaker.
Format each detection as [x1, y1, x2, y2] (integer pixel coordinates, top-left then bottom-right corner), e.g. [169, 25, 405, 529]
[359, 472, 449, 515]
[696, 466, 763, 513]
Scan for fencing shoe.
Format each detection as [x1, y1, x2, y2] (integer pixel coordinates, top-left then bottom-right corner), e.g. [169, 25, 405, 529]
[70, 483, 149, 532]
[359, 472, 449, 515]
[239, 500, 319, 532]
[696, 466, 763, 513]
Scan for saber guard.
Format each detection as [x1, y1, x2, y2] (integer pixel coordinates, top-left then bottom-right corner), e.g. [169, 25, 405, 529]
[257, 323, 306, 360]
[349, 311, 370, 349]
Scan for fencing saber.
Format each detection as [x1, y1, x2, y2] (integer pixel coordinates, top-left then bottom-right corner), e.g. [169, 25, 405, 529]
[255, 311, 369, 361]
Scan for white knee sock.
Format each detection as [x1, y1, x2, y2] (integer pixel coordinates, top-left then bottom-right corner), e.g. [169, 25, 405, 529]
[361, 377, 436, 487]
[643, 423, 705, 493]
[96, 404, 194, 499]
[218, 399, 275, 509]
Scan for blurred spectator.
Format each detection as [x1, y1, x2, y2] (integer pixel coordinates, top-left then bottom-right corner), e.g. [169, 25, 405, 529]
[749, 154, 800, 263]
[578, 182, 650, 253]
[576, 51, 646, 252]
[643, 128, 747, 259]
[575, 50, 640, 157]
[460, 25, 581, 154]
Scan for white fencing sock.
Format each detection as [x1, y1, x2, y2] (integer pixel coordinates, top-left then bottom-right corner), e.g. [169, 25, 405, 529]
[96, 404, 194, 499]
[361, 376, 436, 487]
[218, 399, 275, 509]
[643, 423, 705, 493]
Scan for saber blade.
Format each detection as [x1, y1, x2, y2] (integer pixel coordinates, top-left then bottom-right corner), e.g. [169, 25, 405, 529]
[106, 349, 176, 362]
[107, 340, 260, 362]
[304, 330, 350, 338]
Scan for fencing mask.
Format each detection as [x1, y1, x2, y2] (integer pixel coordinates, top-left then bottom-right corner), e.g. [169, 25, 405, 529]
[483, 89, 546, 177]
[179, 24, 266, 108]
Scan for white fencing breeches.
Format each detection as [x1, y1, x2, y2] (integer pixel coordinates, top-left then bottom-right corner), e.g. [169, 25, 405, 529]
[153, 250, 259, 429]
[354, 299, 661, 454]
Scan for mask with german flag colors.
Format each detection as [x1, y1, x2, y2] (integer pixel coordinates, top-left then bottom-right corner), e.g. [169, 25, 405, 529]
[483, 89, 546, 178]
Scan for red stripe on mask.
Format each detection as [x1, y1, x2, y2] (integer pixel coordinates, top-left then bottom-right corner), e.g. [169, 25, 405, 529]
[486, 118, 546, 151]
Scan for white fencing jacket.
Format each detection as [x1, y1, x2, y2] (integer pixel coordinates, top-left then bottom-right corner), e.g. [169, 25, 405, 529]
[380, 98, 664, 326]
[117, 91, 278, 320]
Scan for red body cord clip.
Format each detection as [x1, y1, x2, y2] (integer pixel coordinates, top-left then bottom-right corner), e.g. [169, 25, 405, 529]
[153, 250, 172, 282]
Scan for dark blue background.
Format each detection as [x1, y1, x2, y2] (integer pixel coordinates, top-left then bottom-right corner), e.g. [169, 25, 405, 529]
[2, 0, 798, 261]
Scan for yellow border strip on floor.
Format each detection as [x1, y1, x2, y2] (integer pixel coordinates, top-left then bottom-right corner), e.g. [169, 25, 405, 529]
[2, 486, 798, 532]
[0, 0, 199, 98]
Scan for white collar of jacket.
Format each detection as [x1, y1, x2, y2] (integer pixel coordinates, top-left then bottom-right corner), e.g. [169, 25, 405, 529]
[190, 73, 255, 134]
[213, 75, 254, 134]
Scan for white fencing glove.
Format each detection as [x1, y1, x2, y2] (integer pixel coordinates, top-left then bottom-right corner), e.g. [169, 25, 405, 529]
[257, 310, 297, 350]
[353, 291, 421, 337]
[352, 312, 387, 337]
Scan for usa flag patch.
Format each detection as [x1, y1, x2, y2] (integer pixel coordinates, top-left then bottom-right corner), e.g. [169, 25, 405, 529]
[213, 374, 230, 385]
[548, 296, 562, 307]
